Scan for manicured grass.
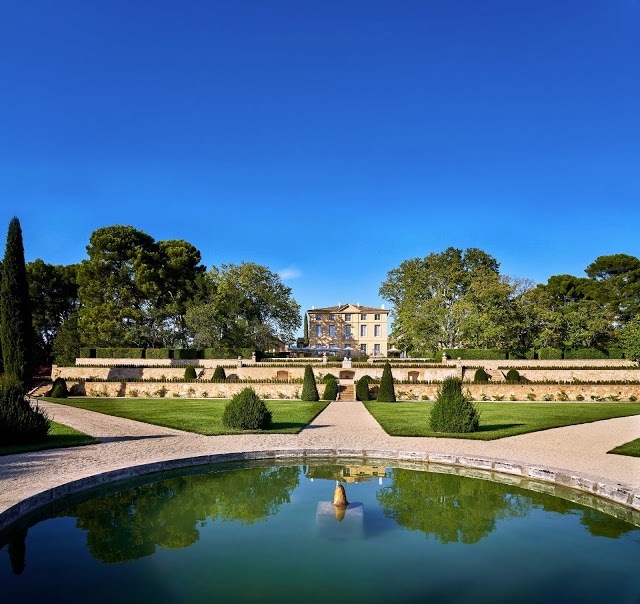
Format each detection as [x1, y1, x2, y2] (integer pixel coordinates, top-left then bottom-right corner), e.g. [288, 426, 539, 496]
[364, 401, 640, 440]
[609, 438, 640, 458]
[47, 398, 329, 435]
[0, 422, 98, 456]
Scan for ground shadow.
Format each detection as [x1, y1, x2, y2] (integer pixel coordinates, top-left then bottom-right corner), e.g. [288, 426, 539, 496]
[476, 423, 524, 433]
[98, 434, 175, 443]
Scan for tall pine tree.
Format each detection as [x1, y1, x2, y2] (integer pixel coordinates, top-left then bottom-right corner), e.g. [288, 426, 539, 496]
[1, 217, 34, 385]
[303, 313, 309, 346]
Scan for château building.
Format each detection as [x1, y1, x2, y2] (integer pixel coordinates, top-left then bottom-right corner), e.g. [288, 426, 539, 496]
[307, 303, 389, 357]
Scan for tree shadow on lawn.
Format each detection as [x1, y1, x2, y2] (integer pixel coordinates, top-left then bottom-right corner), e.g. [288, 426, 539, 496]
[0, 434, 98, 457]
[268, 421, 308, 432]
[475, 423, 524, 433]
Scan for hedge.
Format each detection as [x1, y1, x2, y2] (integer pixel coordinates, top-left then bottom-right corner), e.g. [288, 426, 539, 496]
[563, 348, 609, 360]
[442, 349, 507, 360]
[79, 347, 96, 358]
[145, 348, 173, 359]
[537, 348, 564, 360]
[173, 348, 199, 360]
[95, 348, 144, 359]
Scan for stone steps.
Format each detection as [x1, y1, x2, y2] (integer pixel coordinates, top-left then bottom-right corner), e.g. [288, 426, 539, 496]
[340, 384, 356, 401]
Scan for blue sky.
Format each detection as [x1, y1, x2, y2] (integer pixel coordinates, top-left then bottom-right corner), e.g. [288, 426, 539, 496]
[2, 0, 639, 329]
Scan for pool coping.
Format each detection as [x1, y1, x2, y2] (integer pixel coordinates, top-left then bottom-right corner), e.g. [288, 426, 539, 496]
[1, 447, 639, 533]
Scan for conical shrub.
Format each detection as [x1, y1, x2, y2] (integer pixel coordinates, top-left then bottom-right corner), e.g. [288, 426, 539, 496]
[184, 365, 197, 380]
[50, 377, 69, 398]
[222, 387, 272, 430]
[0, 375, 50, 444]
[376, 362, 396, 402]
[474, 368, 488, 384]
[301, 365, 319, 401]
[212, 365, 226, 381]
[323, 374, 339, 401]
[429, 376, 480, 433]
[505, 368, 520, 384]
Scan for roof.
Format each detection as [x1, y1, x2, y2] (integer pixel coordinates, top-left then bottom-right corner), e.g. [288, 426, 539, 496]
[307, 303, 388, 314]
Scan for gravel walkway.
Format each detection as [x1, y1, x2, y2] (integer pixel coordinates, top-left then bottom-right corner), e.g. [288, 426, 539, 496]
[1, 400, 639, 529]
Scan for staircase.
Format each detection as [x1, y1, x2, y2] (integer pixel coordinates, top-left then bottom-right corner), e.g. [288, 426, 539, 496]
[339, 382, 356, 401]
[28, 381, 52, 397]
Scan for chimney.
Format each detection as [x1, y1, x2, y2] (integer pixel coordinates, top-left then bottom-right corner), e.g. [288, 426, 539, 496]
[381, 304, 385, 309]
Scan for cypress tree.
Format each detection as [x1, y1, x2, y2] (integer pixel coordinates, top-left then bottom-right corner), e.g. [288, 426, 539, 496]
[356, 375, 371, 401]
[301, 365, 319, 401]
[1, 218, 34, 385]
[322, 374, 339, 400]
[303, 313, 309, 346]
[377, 362, 396, 402]
[212, 365, 227, 381]
[184, 365, 197, 380]
[429, 376, 480, 433]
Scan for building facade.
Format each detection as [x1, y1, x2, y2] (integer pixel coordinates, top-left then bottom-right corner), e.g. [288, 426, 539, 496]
[307, 303, 389, 357]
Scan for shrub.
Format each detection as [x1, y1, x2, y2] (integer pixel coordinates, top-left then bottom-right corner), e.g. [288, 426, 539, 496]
[556, 390, 569, 401]
[509, 394, 517, 401]
[575, 394, 585, 401]
[50, 377, 69, 398]
[356, 375, 372, 401]
[429, 377, 480, 433]
[95, 348, 144, 359]
[505, 368, 520, 384]
[78, 347, 95, 358]
[145, 348, 172, 359]
[628, 395, 637, 402]
[493, 395, 505, 401]
[0, 376, 51, 445]
[222, 388, 272, 430]
[184, 366, 197, 380]
[564, 348, 609, 360]
[442, 349, 507, 360]
[212, 366, 227, 381]
[377, 362, 396, 402]
[526, 392, 536, 401]
[301, 365, 319, 401]
[538, 348, 563, 360]
[473, 368, 489, 384]
[541, 393, 554, 401]
[323, 375, 339, 401]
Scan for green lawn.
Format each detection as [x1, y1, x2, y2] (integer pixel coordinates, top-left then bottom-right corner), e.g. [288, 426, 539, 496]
[364, 401, 640, 440]
[608, 438, 640, 458]
[47, 398, 329, 435]
[0, 421, 98, 456]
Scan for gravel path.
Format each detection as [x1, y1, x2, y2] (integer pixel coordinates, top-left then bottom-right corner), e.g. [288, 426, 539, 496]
[1, 400, 639, 527]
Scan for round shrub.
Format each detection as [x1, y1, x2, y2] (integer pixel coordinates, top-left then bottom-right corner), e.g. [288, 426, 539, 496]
[505, 368, 520, 384]
[222, 388, 272, 430]
[429, 376, 480, 433]
[0, 376, 51, 445]
[212, 366, 227, 381]
[301, 365, 319, 401]
[50, 377, 69, 398]
[377, 362, 396, 402]
[184, 365, 197, 380]
[356, 375, 372, 401]
[323, 375, 339, 401]
[473, 368, 489, 384]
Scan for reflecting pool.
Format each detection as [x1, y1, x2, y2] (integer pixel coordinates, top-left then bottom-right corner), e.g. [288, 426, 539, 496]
[1, 460, 639, 603]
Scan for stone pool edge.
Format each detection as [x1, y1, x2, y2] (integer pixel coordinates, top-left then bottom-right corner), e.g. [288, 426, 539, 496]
[1, 447, 639, 533]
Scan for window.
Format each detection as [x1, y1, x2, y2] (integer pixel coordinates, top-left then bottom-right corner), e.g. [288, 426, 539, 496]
[374, 325, 381, 337]
[329, 314, 335, 320]
[361, 314, 367, 320]
[360, 344, 367, 355]
[375, 313, 381, 320]
[315, 314, 321, 321]
[315, 325, 322, 337]
[345, 314, 351, 322]
[374, 344, 381, 354]
[360, 325, 367, 337]
[329, 325, 335, 337]
[344, 325, 352, 339]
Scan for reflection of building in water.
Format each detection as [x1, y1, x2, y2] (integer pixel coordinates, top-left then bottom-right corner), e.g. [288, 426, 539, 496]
[306, 465, 387, 483]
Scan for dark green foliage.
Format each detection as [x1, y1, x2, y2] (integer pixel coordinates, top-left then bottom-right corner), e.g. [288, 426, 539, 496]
[184, 365, 197, 380]
[322, 374, 339, 400]
[301, 365, 319, 401]
[79, 347, 96, 358]
[607, 348, 626, 359]
[356, 375, 372, 401]
[1, 217, 34, 384]
[303, 313, 309, 346]
[95, 348, 144, 359]
[377, 362, 396, 402]
[538, 347, 564, 360]
[563, 348, 609, 360]
[145, 348, 173, 359]
[0, 376, 51, 444]
[506, 350, 528, 360]
[429, 377, 480, 433]
[50, 377, 69, 398]
[505, 368, 520, 384]
[212, 366, 227, 381]
[473, 368, 489, 384]
[442, 349, 507, 360]
[53, 312, 81, 365]
[222, 388, 272, 430]
[173, 348, 199, 360]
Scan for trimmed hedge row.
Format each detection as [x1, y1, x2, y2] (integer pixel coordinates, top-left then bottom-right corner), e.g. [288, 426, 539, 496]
[78, 348, 259, 360]
[442, 348, 627, 360]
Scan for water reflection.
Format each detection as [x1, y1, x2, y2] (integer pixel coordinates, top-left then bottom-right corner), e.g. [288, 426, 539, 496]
[60, 466, 299, 563]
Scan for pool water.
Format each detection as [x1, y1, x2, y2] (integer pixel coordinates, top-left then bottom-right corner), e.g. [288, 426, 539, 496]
[1, 460, 639, 603]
